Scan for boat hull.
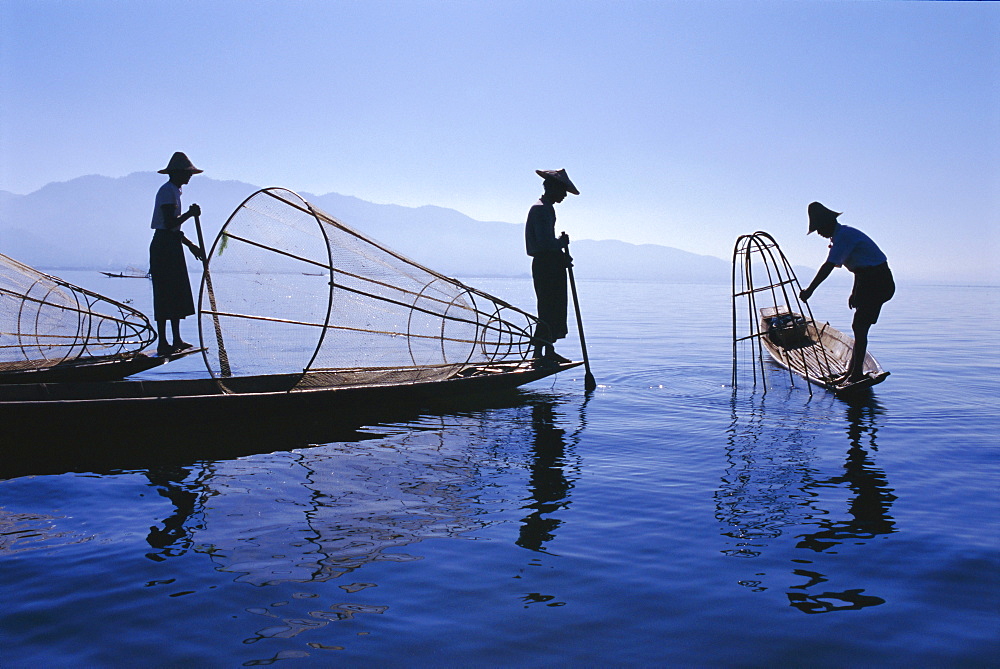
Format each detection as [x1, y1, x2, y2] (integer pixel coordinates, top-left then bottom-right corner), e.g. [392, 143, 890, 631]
[759, 307, 888, 395]
[0, 360, 582, 476]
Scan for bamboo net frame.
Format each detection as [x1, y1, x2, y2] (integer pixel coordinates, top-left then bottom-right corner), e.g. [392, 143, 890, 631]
[731, 231, 840, 394]
[197, 188, 538, 391]
[0, 253, 155, 372]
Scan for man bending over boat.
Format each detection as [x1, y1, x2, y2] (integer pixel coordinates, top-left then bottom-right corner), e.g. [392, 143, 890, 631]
[150, 152, 204, 356]
[525, 169, 579, 364]
[799, 201, 895, 385]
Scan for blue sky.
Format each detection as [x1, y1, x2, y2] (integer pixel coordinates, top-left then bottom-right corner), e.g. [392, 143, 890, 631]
[1, 1, 996, 282]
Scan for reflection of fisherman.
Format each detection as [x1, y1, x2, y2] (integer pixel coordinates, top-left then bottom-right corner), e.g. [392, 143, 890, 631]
[799, 202, 895, 384]
[517, 399, 571, 552]
[150, 152, 204, 356]
[797, 398, 896, 552]
[525, 169, 579, 363]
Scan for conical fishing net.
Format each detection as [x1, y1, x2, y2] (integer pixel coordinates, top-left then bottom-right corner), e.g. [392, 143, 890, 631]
[0, 253, 155, 372]
[731, 231, 844, 391]
[198, 188, 537, 390]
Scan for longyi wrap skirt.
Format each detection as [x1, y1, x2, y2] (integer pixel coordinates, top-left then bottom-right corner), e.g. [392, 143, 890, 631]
[149, 229, 195, 321]
[531, 251, 569, 343]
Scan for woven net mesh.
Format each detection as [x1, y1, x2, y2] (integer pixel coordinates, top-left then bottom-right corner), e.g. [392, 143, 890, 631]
[198, 188, 536, 389]
[0, 253, 155, 371]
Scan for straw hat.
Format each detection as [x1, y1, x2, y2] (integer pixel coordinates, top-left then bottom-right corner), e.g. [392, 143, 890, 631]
[536, 169, 579, 195]
[158, 152, 203, 174]
[807, 201, 840, 234]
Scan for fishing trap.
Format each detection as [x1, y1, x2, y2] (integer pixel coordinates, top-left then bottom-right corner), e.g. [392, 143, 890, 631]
[731, 231, 843, 394]
[0, 253, 155, 373]
[197, 188, 539, 391]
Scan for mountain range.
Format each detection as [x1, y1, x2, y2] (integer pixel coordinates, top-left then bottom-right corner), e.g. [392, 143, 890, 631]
[0, 173, 732, 282]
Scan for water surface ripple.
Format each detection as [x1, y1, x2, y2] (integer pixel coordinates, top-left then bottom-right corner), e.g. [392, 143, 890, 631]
[1, 276, 997, 666]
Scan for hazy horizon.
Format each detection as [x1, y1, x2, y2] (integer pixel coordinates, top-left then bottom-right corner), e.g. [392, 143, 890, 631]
[1, 171, 993, 287]
[1, 2, 996, 284]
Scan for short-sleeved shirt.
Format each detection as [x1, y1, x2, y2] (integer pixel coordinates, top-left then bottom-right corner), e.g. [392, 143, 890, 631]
[151, 182, 182, 230]
[826, 223, 887, 271]
[525, 199, 561, 256]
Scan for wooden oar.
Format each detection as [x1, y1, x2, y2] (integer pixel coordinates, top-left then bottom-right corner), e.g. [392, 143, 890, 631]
[564, 238, 596, 392]
[193, 214, 232, 377]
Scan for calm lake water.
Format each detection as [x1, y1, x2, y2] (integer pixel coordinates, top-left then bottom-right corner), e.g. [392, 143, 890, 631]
[1, 271, 997, 667]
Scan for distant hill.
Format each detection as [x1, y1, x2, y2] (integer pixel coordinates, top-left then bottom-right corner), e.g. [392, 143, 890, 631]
[0, 173, 731, 282]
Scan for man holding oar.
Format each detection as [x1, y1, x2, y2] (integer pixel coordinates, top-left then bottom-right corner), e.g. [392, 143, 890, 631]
[149, 152, 204, 356]
[525, 168, 578, 365]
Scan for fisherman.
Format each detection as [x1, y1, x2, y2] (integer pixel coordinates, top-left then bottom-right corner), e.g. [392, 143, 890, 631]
[149, 152, 204, 356]
[525, 169, 579, 363]
[799, 201, 895, 385]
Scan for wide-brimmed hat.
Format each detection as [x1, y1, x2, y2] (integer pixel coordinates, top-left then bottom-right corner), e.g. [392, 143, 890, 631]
[158, 152, 203, 174]
[807, 201, 840, 234]
[536, 169, 579, 195]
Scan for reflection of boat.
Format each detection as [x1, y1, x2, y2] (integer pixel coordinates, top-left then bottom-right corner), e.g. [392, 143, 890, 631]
[140, 392, 573, 584]
[759, 306, 889, 394]
[0, 252, 172, 383]
[732, 231, 887, 395]
[100, 266, 149, 279]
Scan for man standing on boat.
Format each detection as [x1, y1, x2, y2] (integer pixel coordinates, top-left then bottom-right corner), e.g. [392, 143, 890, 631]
[525, 169, 579, 363]
[799, 201, 895, 385]
[149, 152, 204, 356]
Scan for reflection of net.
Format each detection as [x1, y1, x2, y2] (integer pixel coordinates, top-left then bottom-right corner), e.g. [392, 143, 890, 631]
[198, 188, 536, 387]
[0, 253, 154, 371]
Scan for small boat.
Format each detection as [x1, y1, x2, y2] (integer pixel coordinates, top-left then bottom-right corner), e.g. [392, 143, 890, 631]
[759, 306, 889, 394]
[0, 252, 166, 383]
[732, 231, 888, 396]
[100, 266, 149, 279]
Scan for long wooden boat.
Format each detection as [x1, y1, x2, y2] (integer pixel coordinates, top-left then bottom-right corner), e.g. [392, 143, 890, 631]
[0, 360, 580, 476]
[759, 306, 888, 394]
[0, 187, 584, 476]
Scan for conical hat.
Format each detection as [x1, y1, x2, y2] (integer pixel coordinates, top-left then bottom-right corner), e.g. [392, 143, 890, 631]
[807, 201, 840, 234]
[158, 152, 203, 174]
[535, 169, 579, 195]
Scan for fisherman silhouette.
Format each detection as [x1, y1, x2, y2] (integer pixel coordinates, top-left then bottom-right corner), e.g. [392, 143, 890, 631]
[149, 152, 205, 356]
[799, 202, 895, 385]
[525, 169, 579, 364]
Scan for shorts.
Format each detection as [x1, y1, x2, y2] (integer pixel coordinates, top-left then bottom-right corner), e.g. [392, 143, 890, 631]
[851, 263, 894, 326]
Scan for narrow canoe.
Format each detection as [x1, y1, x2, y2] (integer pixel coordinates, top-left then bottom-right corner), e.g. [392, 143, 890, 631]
[759, 306, 888, 395]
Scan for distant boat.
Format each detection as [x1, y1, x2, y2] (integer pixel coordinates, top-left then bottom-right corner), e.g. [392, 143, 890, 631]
[100, 265, 149, 279]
